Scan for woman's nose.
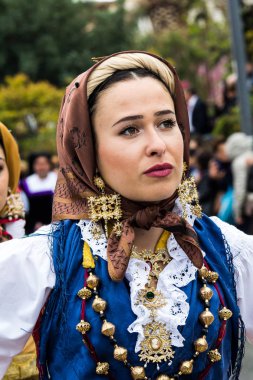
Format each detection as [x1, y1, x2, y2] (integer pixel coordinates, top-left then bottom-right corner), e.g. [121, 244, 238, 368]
[145, 129, 166, 157]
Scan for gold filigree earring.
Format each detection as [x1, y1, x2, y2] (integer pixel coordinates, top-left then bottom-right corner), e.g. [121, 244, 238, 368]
[88, 175, 122, 238]
[5, 188, 25, 220]
[178, 163, 202, 219]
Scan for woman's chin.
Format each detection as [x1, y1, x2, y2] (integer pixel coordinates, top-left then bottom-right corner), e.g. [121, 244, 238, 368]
[124, 192, 175, 204]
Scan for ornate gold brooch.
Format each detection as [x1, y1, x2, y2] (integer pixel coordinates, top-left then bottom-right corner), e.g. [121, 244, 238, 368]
[139, 322, 175, 365]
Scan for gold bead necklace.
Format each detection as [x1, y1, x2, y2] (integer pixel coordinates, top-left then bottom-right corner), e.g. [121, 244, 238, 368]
[75, 241, 232, 379]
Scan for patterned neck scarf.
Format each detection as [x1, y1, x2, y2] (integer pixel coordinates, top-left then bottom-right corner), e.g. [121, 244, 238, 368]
[52, 51, 203, 281]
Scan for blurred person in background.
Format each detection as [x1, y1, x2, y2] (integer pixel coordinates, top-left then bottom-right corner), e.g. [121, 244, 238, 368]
[193, 138, 233, 219]
[195, 149, 217, 216]
[211, 138, 234, 224]
[188, 136, 201, 180]
[215, 74, 237, 117]
[225, 132, 253, 234]
[0, 122, 38, 380]
[183, 81, 210, 135]
[20, 152, 57, 234]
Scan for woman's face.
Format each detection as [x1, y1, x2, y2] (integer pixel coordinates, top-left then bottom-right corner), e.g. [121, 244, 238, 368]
[0, 145, 9, 212]
[92, 77, 184, 202]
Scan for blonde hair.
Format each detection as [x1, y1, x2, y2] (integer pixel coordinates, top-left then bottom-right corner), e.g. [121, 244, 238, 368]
[87, 52, 175, 98]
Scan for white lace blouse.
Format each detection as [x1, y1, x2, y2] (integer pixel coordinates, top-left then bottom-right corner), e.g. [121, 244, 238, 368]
[0, 208, 253, 377]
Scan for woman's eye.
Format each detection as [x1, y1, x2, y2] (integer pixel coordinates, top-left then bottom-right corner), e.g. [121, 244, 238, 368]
[159, 119, 177, 129]
[120, 126, 139, 136]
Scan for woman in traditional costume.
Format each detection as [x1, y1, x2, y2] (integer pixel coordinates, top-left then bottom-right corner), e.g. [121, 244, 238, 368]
[0, 122, 25, 241]
[0, 52, 253, 380]
[0, 122, 38, 379]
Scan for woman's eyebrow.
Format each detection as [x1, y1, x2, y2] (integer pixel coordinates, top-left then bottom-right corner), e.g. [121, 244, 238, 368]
[112, 109, 175, 127]
[154, 110, 175, 116]
[112, 115, 143, 127]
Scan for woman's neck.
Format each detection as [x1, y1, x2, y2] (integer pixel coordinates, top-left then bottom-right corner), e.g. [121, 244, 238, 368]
[133, 226, 164, 251]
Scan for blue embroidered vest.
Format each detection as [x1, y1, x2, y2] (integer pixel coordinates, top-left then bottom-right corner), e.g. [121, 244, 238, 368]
[38, 215, 244, 380]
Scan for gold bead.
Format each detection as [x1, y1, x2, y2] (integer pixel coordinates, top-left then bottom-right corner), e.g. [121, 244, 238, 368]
[77, 287, 92, 300]
[199, 286, 213, 301]
[76, 320, 91, 334]
[208, 349, 222, 362]
[179, 360, 194, 375]
[199, 309, 214, 327]
[206, 271, 219, 283]
[96, 361, 109, 375]
[113, 346, 128, 361]
[218, 307, 233, 320]
[130, 366, 146, 379]
[156, 375, 173, 380]
[86, 273, 100, 289]
[92, 297, 107, 312]
[198, 266, 208, 279]
[194, 336, 208, 353]
[101, 320, 116, 336]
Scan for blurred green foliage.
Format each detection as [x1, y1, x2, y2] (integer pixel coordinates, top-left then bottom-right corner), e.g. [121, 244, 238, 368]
[0, 74, 64, 157]
[137, 2, 231, 98]
[0, 0, 137, 86]
[212, 107, 241, 139]
[213, 93, 253, 138]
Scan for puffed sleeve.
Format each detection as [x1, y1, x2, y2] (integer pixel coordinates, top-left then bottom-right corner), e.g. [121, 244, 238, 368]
[0, 226, 56, 377]
[211, 216, 253, 343]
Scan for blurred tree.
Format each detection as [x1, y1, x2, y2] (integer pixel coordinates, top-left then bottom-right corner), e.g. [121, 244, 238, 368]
[136, 3, 230, 99]
[137, 0, 202, 32]
[0, 74, 64, 156]
[0, 0, 137, 86]
[79, 0, 137, 61]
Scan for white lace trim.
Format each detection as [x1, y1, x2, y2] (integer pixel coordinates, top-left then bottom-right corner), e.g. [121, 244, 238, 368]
[77, 219, 108, 259]
[77, 199, 205, 351]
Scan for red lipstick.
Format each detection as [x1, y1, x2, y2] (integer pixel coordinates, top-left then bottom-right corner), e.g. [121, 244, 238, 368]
[144, 163, 173, 177]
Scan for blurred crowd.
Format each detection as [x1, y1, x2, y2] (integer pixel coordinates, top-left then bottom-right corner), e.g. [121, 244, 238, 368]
[188, 133, 253, 234]
[19, 152, 58, 235]
[181, 62, 253, 234]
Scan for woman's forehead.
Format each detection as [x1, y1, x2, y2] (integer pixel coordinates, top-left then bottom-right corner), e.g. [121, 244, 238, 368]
[97, 76, 173, 104]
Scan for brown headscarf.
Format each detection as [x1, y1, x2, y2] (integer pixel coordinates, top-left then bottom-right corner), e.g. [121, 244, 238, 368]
[52, 51, 203, 281]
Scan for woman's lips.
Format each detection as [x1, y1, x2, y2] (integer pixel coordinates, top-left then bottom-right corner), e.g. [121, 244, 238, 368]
[144, 163, 174, 177]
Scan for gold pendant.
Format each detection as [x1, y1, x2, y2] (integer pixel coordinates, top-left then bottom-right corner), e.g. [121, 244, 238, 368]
[136, 288, 167, 310]
[139, 321, 175, 364]
[131, 247, 172, 280]
[88, 194, 122, 222]
[91, 223, 102, 240]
